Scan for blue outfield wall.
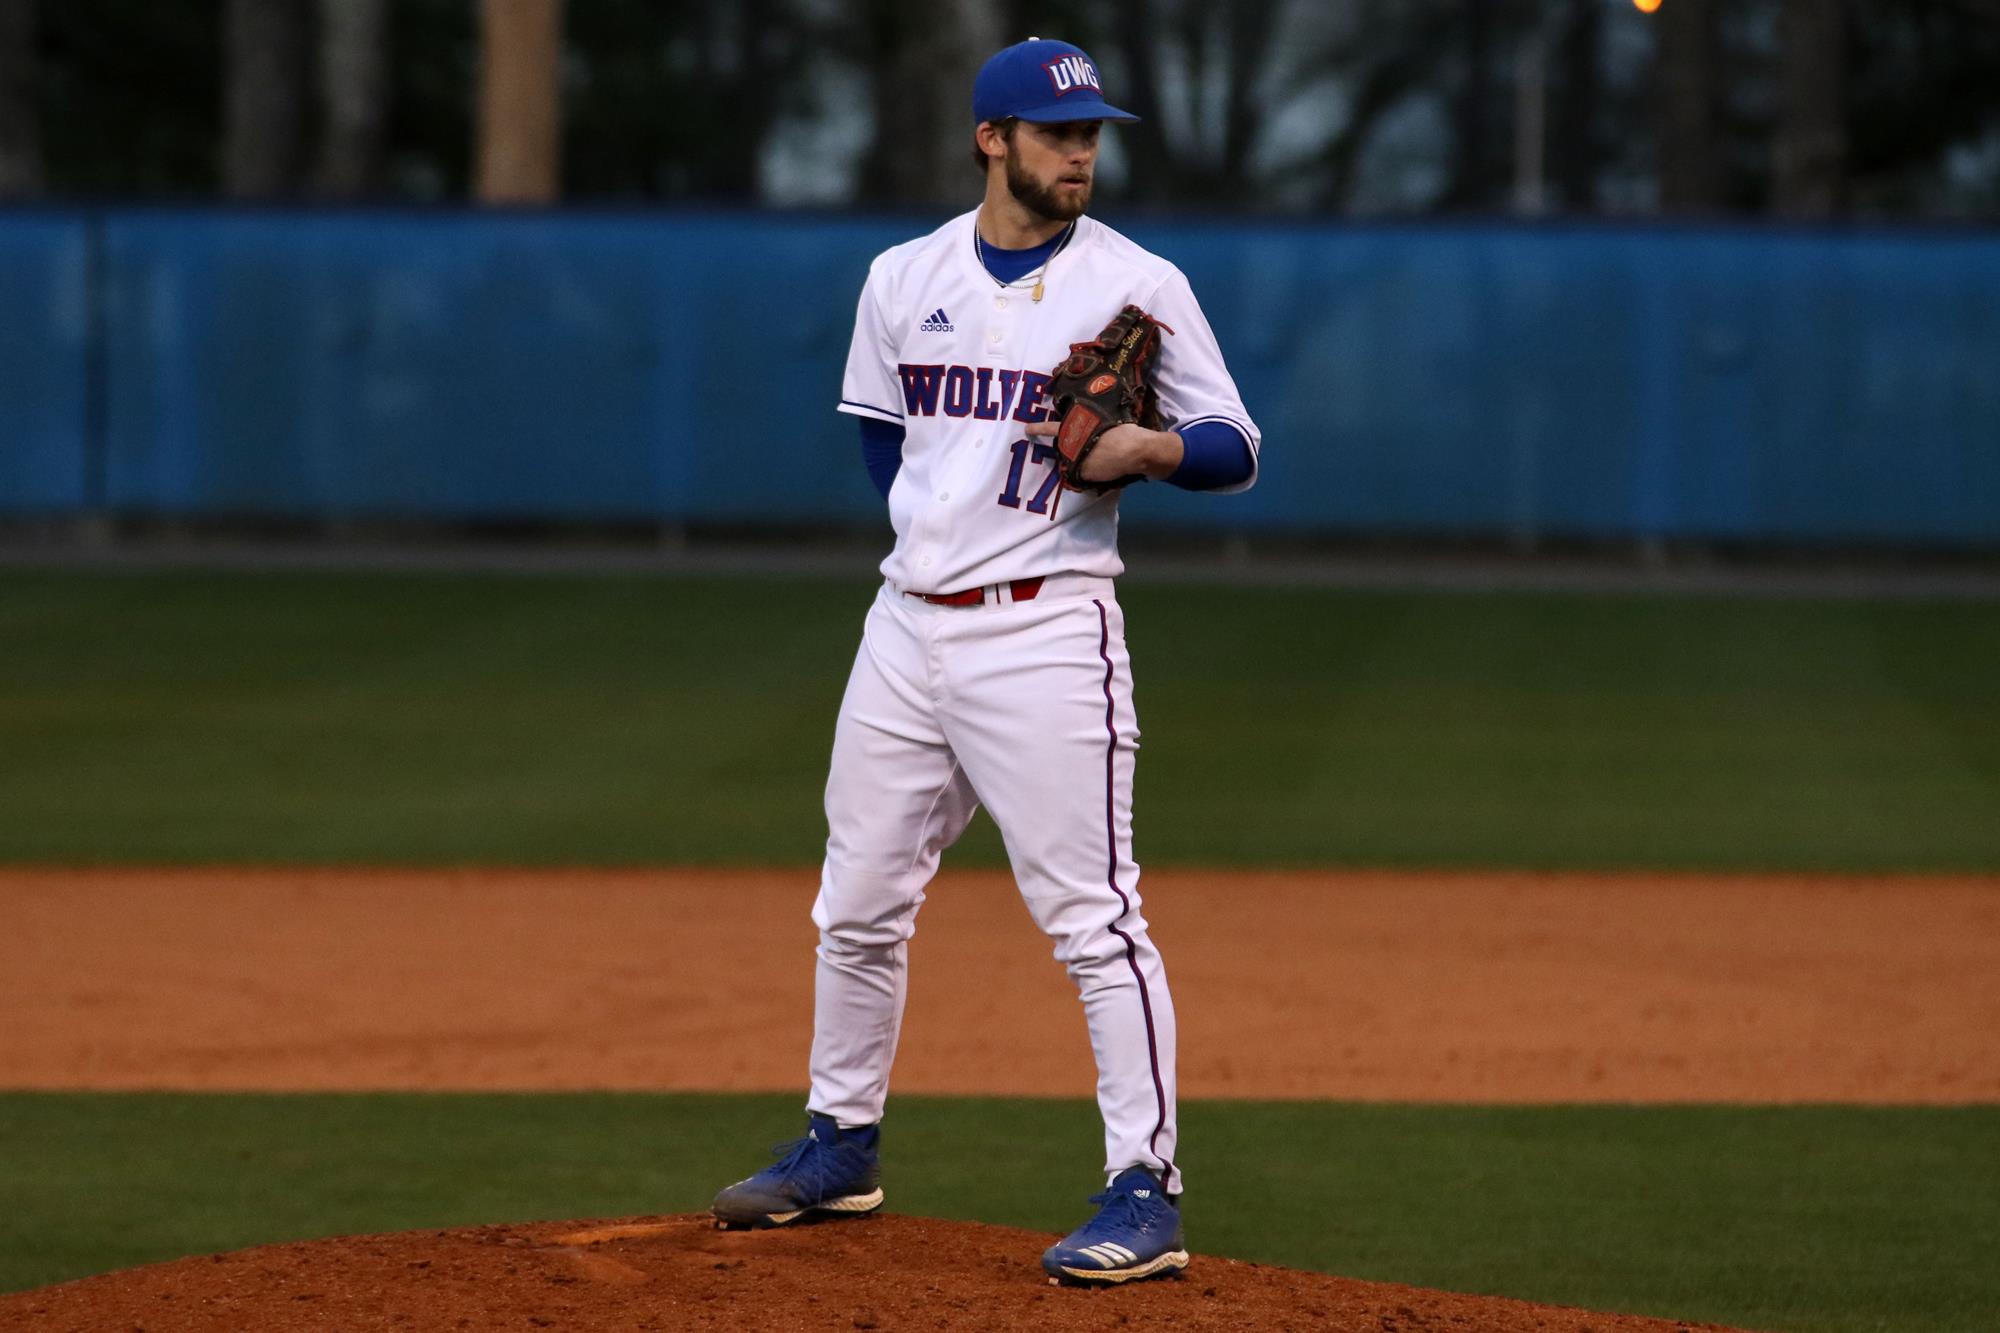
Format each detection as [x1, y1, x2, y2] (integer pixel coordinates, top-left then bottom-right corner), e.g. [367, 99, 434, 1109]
[0, 215, 92, 512]
[92, 212, 901, 523]
[2, 208, 1997, 545]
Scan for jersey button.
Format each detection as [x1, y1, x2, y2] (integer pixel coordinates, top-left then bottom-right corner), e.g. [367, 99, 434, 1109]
[938, 492, 950, 501]
[995, 296, 1008, 310]
[987, 330, 1002, 344]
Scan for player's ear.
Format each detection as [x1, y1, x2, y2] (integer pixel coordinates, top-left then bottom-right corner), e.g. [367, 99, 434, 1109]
[972, 119, 1008, 175]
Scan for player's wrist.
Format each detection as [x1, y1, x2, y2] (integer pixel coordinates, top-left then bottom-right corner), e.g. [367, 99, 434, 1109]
[1143, 428, 1186, 479]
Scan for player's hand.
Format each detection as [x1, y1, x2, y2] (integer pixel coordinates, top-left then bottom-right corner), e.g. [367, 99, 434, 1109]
[1025, 422, 1184, 482]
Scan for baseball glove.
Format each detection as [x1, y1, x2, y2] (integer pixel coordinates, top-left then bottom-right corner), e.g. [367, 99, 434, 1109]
[1047, 304, 1174, 493]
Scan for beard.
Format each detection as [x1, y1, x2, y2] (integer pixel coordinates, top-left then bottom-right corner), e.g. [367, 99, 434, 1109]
[1005, 152, 1091, 222]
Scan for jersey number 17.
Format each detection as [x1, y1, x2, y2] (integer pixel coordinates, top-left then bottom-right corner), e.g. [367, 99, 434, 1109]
[997, 439, 1064, 519]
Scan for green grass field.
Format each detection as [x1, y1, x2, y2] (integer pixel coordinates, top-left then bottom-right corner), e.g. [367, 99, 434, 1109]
[2, 567, 1996, 1332]
[1, 567, 1996, 868]
[3, 1094, 1995, 1333]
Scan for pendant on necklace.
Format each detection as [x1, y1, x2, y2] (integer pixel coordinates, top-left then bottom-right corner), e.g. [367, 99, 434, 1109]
[1032, 280, 1044, 302]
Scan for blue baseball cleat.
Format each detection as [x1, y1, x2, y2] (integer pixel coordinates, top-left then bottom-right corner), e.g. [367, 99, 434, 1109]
[711, 1114, 883, 1229]
[1041, 1166, 1190, 1285]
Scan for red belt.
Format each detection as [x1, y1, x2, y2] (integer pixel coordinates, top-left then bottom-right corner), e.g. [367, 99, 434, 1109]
[907, 576, 1045, 608]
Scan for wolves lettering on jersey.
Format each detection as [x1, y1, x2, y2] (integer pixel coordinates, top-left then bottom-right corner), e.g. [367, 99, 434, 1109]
[898, 364, 1052, 423]
[837, 210, 1258, 595]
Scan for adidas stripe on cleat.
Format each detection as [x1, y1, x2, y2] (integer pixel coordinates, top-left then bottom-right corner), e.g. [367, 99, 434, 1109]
[1041, 1166, 1190, 1286]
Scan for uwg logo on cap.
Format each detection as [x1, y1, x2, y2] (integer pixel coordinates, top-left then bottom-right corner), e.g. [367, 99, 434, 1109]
[1043, 54, 1101, 96]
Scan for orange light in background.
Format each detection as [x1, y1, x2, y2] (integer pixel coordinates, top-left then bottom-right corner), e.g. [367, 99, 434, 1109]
[1633, 0, 1663, 11]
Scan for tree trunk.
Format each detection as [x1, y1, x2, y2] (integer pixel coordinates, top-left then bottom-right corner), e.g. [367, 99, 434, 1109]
[1447, 0, 1497, 210]
[224, 0, 310, 199]
[477, 0, 565, 204]
[1774, 0, 1844, 217]
[315, 0, 389, 198]
[1551, 0, 1602, 213]
[0, 0, 39, 198]
[1655, 0, 1719, 213]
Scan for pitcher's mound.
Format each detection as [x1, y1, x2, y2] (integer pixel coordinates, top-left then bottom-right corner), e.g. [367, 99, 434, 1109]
[0, 1212, 1749, 1332]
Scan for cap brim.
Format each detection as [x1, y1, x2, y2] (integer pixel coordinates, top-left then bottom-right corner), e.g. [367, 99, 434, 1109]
[1012, 101, 1141, 124]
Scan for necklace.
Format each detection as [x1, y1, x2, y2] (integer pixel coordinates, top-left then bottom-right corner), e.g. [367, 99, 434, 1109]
[974, 221, 1075, 303]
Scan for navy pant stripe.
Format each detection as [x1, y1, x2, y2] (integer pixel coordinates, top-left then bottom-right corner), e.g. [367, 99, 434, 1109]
[1094, 598, 1174, 1186]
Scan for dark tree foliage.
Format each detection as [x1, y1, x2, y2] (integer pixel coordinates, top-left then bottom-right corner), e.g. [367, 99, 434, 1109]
[851, 0, 1002, 206]
[989, 0, 1468, 214]
[1549, 0, 1605, 212]
[1441, 0, 1503, 211]
[560, 0, 823, 200]
[1844, 0, 2000, 211]
[0, 0, 42, 197]
[383, 0, 474, 201]
[36, 0, 224, 197]
[14, 0, 2000, 216]
[1105, 0, 1289, 208]
[1665, 0, 2000, 215]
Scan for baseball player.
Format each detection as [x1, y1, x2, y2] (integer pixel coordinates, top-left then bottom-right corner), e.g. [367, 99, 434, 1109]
[712, 37, 1260, 1286]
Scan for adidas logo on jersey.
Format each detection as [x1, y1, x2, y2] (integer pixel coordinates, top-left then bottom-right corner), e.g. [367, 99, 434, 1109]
[919, 307, 953, 333]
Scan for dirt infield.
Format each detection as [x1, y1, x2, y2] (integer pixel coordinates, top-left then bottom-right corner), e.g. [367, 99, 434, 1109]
[5, 865, 1995, 1330]
[0, 1212, 1750, 1333]
[5, 866, 1997, 1101]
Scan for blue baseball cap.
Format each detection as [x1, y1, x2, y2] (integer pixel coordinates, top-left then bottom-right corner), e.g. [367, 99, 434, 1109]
[972, 38, 1140, 125]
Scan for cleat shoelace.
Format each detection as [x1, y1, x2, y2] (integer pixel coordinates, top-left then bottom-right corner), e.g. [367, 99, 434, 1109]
[1076, 1187, 1155, 1241]
[760, 1133, 855, 1205]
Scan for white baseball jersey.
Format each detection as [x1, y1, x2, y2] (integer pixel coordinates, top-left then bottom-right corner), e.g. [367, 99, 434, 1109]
[838, 210, 1261, 594]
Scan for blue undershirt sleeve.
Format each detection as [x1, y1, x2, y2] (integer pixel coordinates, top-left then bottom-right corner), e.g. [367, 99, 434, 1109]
[1164, 420, 1254, 491]
[859, 417, 905, 499]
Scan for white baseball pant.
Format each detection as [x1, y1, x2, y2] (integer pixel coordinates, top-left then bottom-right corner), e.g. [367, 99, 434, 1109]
[805, 574, 1181, 1194]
